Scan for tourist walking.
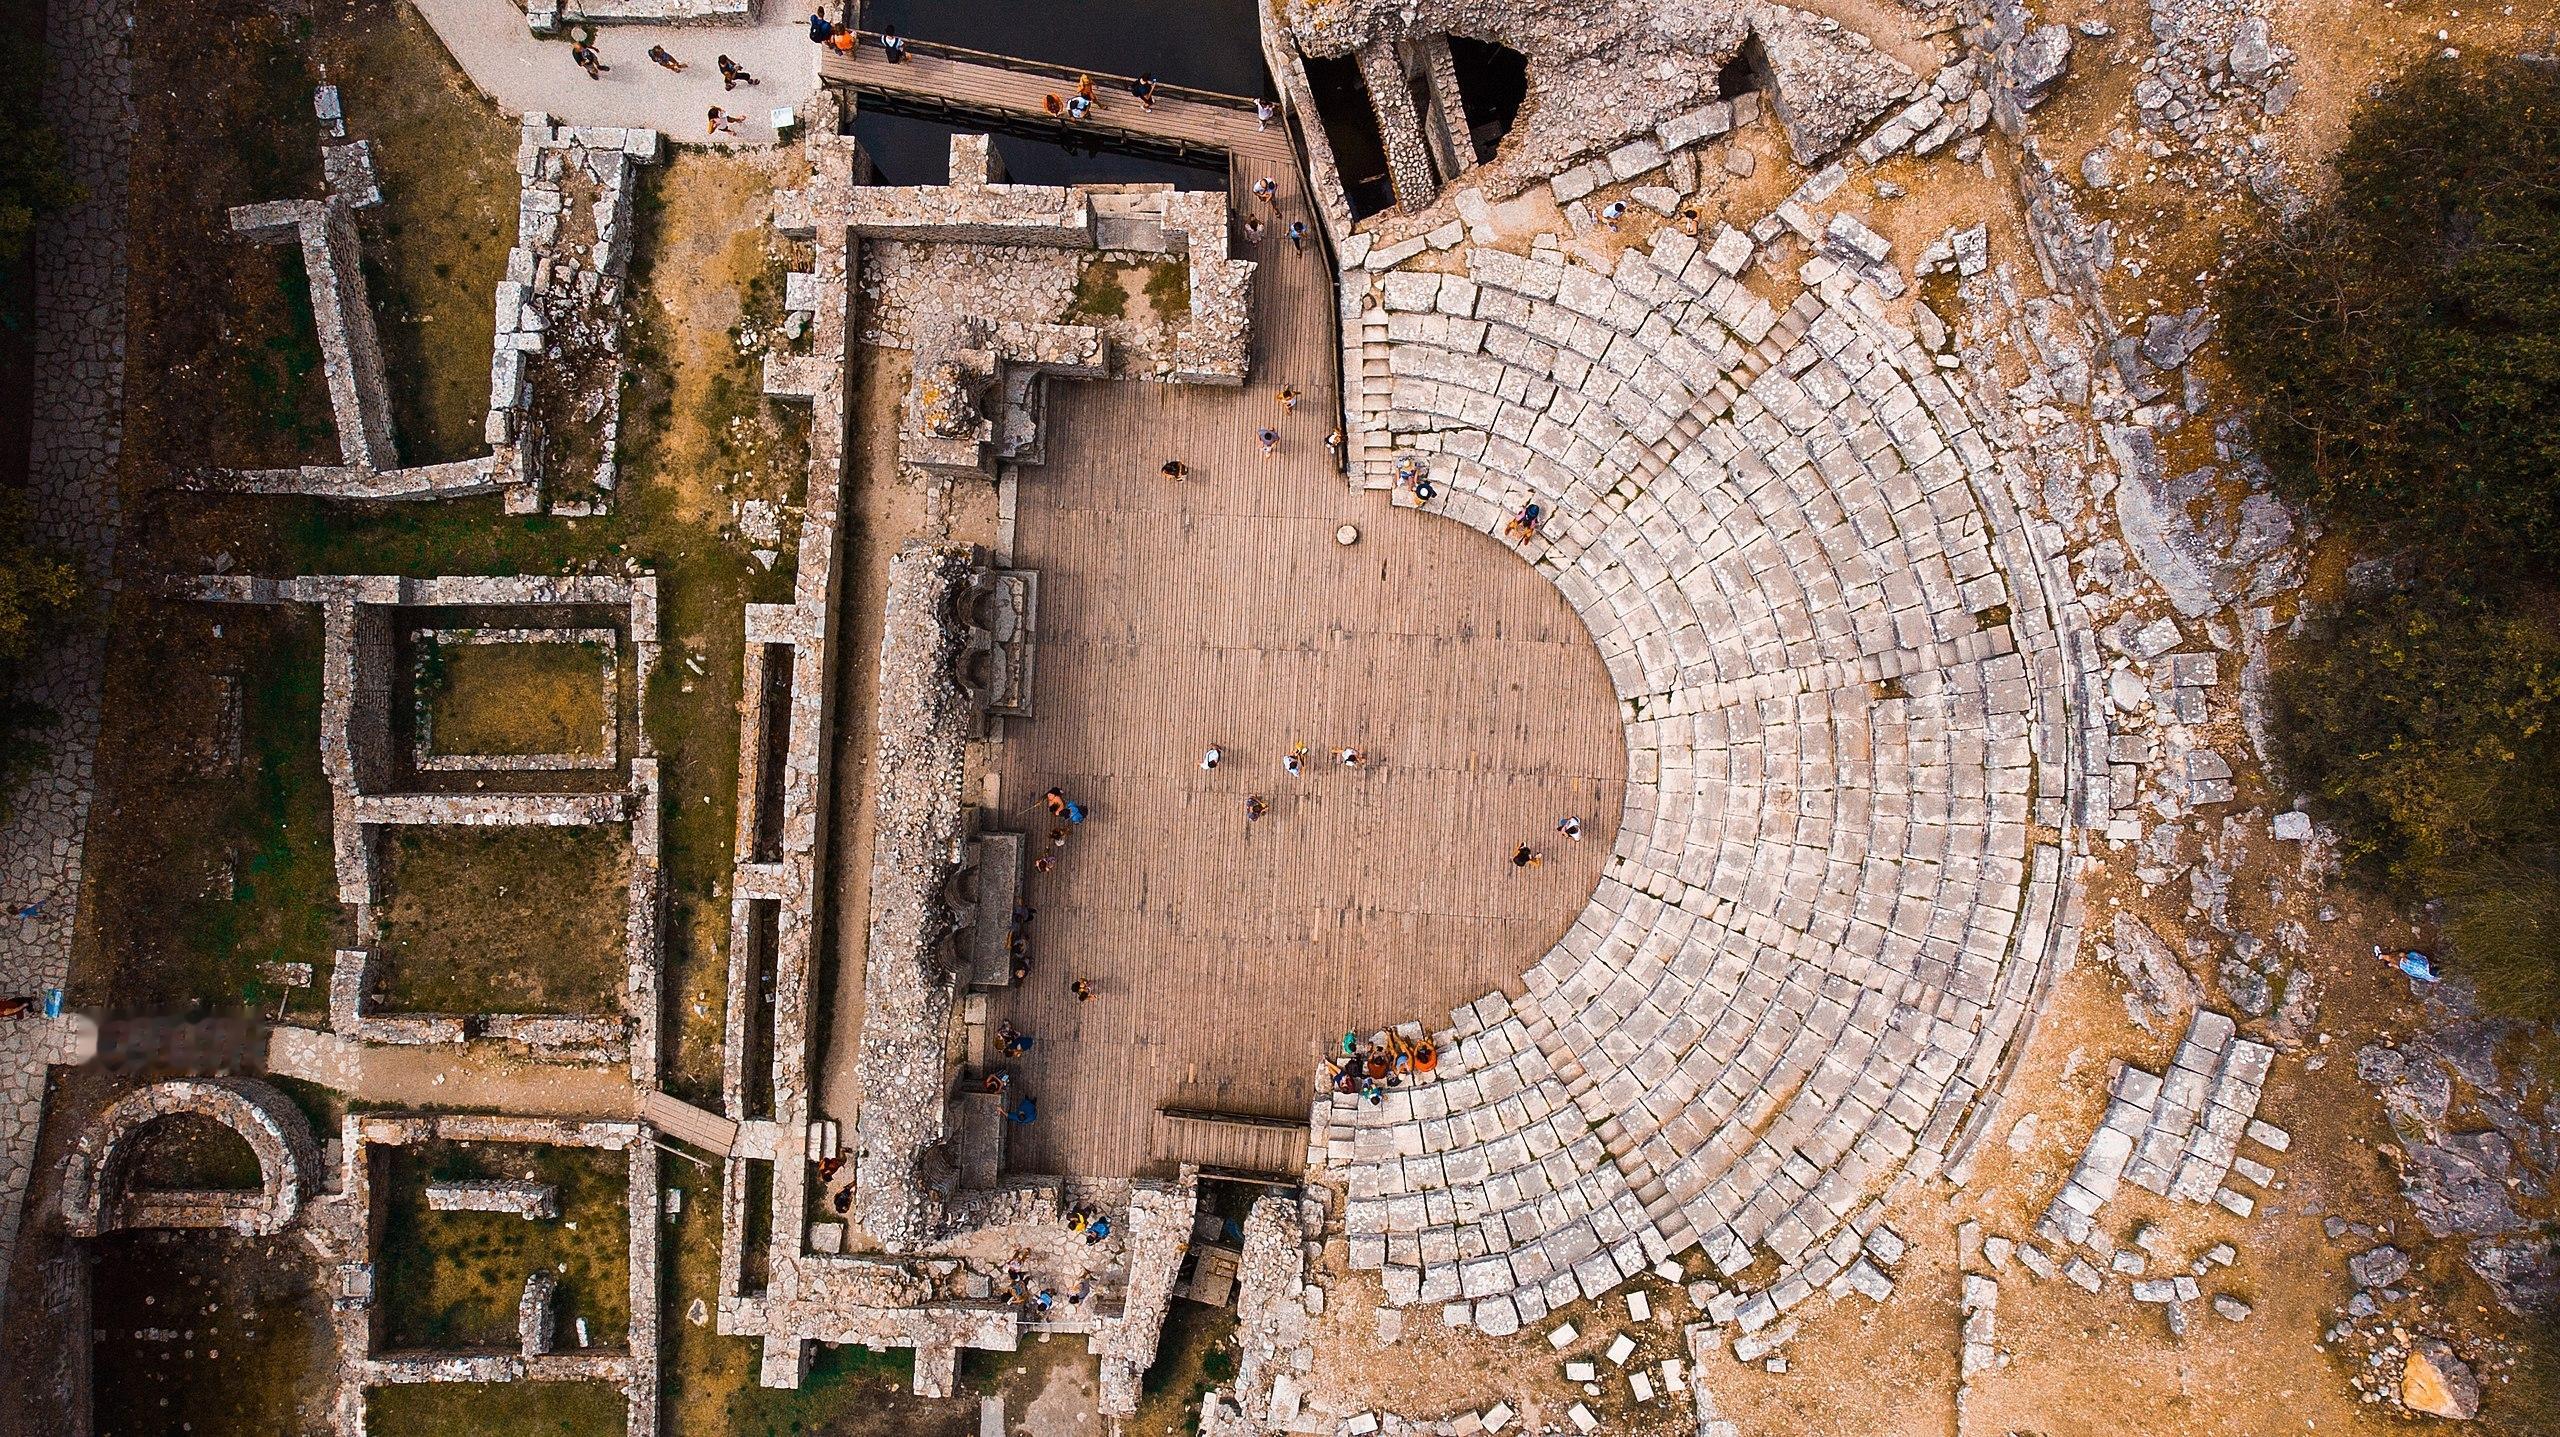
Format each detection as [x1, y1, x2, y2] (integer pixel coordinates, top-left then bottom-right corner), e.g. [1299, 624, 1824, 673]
[1288, 220, 1308, 253]
[1284, 742, 1308, 776]
[1245, 794, 1269, 823]
[807, 9, 832, 43]
[1064, 799, 1088, 825]
[571, 41, 609, 78]
[1008, 1097, 1038, 1125]
[1512, 844, 1542, 869]
[1252, 175, 1278, 207]
[649, 45, 687, 72]
[707, 107, 742, 137]
[719, 54, 758, 90]
[1600, 199, 1628, 230]
[1045, 93, 1065, 116]
[1502, 499, 1543, 541]
[1557, 815, 1583, 840]
[1255, 97, 1276, 130]
[1066, 93, 1093, 122]
[1130, 72, 1159, 109]
[1241, 216, 1265, 244]
[1076, 73, 1097, 102]
[880, 24, 909, 62]
[1201, 745, 1222, 770]
[1044, 786, 1069, 818]
[1161, 458, 1188, 481]
[1071, 978, 1096, 1003]
[830, 24, 857, 55]
[1278, 385, 1301, 413]
[1258, 427, 1279, 458]
[998, 1020, 1035, 1057]
[1337, 747, 1364, 768]
[1325, 427, 1344, 460]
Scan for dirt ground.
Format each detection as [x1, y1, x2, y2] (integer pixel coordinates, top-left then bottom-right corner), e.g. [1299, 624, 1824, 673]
[372, 825, 631, 1014]
[87, 1228, 333, 1437]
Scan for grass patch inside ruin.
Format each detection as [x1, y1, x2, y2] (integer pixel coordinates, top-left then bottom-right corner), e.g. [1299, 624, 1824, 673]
[365, 1381, 628, 1437]
[375, 1141, 629, 1351]
[372, 826, 628, 1014]
[418, 634, 615, 760]
[120, 1113, 268, 1190]
[342, 3, 519, 464]
[1129, 1299, 1238, 1437]
[1066, 258, 1133, 320]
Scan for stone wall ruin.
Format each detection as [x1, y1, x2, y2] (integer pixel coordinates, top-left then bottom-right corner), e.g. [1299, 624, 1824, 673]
[185, 87, 506, 503]
[324, 1113, 661, 1437]
[180, 573, 666, 1080]
[703, 106, 1216, 1410]
[487, 116, 662, 516]
[60, 1078, 320, 1239]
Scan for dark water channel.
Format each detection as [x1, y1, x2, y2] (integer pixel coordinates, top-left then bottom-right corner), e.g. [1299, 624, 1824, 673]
[848, 0, 1264, 190]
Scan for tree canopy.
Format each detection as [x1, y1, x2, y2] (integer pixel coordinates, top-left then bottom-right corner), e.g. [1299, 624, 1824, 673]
[2244, 57, 2560, 1018]
[2222, 55, 2560, 578]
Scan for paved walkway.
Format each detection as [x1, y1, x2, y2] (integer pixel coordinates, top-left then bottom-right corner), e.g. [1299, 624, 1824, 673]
[0, 0, 131, 1326]
[412, 0, 822, 144]
[266, 1027, 643, 1117]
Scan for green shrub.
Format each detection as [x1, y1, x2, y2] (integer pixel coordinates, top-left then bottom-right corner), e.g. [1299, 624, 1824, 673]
[2271, 585, 2560, 887]
[2222, 55, 2560, 578]
[2246, 57, 2560, 1018]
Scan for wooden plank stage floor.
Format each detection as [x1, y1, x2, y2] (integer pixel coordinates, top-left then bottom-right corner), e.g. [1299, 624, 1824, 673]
[976, 148, 1630, 1180]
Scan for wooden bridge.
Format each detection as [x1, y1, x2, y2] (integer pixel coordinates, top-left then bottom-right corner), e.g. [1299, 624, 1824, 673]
[817, 35, 1294, 169]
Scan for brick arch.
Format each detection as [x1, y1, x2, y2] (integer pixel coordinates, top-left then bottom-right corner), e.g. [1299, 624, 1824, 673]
[62, 1078, 321, 1239]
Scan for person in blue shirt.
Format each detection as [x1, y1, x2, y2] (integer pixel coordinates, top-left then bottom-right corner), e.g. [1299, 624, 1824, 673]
[806, 10, 831, 43]
[1008, 1096, 1037, 1124]
[2376, 945, 2441, 982]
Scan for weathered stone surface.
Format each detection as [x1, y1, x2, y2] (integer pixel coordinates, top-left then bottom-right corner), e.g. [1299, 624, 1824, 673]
[2009, 25, 2073, 107]
[2349, 1245, 2411, 1291]
[2402, 1338, 2481, 1420]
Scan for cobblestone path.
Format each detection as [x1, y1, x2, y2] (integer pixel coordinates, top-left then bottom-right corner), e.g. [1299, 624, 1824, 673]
[0, 0, 133, 1320]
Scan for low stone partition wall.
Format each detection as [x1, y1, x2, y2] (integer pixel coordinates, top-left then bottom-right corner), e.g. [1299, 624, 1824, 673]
[530, 0, 749, 33]
[181, 88, 531, 505]
[517, 1272, 558, 1356]
[61, 1078, 321, 1239]
[426, 1179, 560, 1219]
[1093, 1173, 1201, 1416]
[180, 572, 666, 1080]
[227, 195, 397, 473]
[329, 1113, 661, 1437]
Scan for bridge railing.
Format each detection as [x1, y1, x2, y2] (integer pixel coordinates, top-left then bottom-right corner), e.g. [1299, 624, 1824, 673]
[851, 32, 1266, 115]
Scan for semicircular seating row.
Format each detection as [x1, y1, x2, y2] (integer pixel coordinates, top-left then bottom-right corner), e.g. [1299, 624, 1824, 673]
[1319, 227, 2062, 1337]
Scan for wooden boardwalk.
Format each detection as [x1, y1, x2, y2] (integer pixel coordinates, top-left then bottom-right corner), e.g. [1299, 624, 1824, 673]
[818, 38, 1293, 168]
[976, 143, 1629, 1180]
